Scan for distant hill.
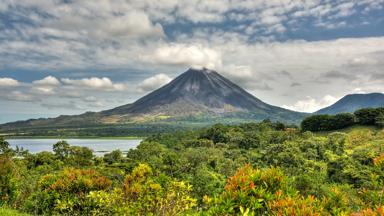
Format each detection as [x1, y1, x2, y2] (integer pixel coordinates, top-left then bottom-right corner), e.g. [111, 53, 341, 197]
[316, 93, 384, 114]
[0, 68, 306, 132]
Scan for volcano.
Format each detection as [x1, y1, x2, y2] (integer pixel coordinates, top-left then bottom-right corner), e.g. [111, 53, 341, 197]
[0, 68, 305, 131]
[102, 68, 303, 121]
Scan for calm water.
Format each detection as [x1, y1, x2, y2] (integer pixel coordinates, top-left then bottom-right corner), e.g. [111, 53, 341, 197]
[8, 139, 142, 156]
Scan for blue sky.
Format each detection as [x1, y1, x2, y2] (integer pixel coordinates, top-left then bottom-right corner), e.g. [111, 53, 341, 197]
[0, 0, 384, 123]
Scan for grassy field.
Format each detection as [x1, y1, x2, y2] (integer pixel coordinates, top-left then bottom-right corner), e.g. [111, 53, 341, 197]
[314, 125, 380, 136]
[0, 208, 29, 216]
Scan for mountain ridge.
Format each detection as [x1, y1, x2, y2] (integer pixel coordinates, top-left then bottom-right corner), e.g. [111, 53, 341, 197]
[316, 92, 384, 114]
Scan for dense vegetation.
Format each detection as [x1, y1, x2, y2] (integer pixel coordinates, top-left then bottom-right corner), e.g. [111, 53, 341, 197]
[302, 107, 384, 132]
[1, 120, 384, 215]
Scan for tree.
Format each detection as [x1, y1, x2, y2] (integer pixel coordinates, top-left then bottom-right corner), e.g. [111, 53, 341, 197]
[68, 146, 94, 166]
[375, 113, 384, 128]
[0, 137, 12, 155]
[103, 150, 123, 164]
[200, 124, 230, 144]
[0, 155, 17, 205]
[354, 108, 384, 125]
[301, 113, 355, 132]
[53, 140, 70, 160]
[333, 113, 355, 129]
[301, 115, 332, 132]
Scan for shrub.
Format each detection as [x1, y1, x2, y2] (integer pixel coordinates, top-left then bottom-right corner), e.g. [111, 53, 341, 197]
[25, 168, 111, 215]
[67, 146, 94, 166]
[204, 164, 291, 215]
[86, 164, 197, 215]
[103, 150, 123, 164]
[0, 156, 18, 206]
[53, 141, 70, 160]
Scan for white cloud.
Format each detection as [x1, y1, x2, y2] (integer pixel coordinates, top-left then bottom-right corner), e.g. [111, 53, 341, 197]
[61, 77, 127, 91]
[143, 44, 222, 69]
[31, 86, 56, 95]
[347, 57, 378, 66]
[138, 73, 172, 92]
[33, 76, 60, 86]
[2, 91, 36, 102]
[1, 0, 384, 120]
[0, 77, 19, 87]
[283, 95, 339, 113]
[31, 76, 61, 95]
[51, 10, 164, 39]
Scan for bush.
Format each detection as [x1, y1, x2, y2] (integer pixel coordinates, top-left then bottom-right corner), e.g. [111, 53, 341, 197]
[86, 164, 197, 215]
[204, 164, 291, 215]
[25, 168, 111, 215]
[53, 141, 70, 160]
[0, 156, 18, 206]
[67, 146, 94, 166]
[103, 150, 123, 164]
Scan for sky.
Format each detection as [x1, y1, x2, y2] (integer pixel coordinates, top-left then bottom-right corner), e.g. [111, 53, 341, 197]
[0, 0, 384, 123]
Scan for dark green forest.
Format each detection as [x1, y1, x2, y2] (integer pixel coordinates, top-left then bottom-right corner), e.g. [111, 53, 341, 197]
[302, 107, 384, 132]
[1, 116, 384, 215]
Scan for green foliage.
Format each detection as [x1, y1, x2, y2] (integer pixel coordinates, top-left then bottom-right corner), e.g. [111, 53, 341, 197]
[86, 164, 197, 215]
[1, 122, 384, 215]
[67, 146, 94, 166]
[376, 113, 384, 128]
[355, 107, 384, 125]
[0, 207, 29, 216]
[301, 113, 355, 132]
[25, 167, 112, 215]
[302, 108, 384, 132]
[53, 140, 70, 160]
[103, 149, 123, 164]
[204, 164, 290, 215]
[0, 156, 18, 206]
[0, 137, 10, 154]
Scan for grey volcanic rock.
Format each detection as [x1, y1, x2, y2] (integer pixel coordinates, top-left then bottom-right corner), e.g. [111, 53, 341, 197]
[316, 93, 384, 114]
[104, 68, 296, 118]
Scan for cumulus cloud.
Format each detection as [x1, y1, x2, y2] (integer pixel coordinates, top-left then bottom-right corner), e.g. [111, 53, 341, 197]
[137, 73, 172, 92]
[30, 76, 61, 95]
[142, 44, 222, 69]
[51, 10, 164, 39]
[283, 95, 339, 113]
[61, 77, 127, 91]
[31, 86, 56, 95]
[0, 77, 19, 87]
[33, 76, 60, 86]
[1, 0, 384, 121]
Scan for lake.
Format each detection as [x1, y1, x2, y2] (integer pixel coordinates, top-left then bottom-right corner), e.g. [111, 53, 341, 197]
[8, 139, 142, 156]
